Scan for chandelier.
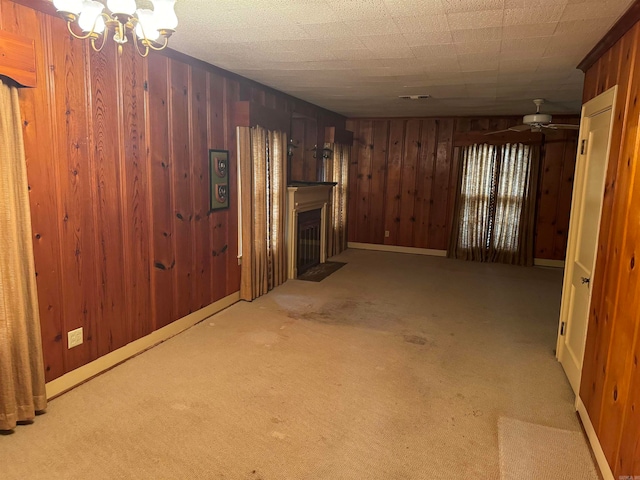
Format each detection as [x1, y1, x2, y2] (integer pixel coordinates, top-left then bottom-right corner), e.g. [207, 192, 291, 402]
[53, 0, 178, 57]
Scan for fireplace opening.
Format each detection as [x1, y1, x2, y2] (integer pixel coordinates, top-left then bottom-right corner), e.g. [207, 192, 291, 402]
[297, 208, 322, 275]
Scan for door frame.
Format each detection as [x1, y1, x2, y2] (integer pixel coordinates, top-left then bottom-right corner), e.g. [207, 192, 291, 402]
[556, 85, 618, 392]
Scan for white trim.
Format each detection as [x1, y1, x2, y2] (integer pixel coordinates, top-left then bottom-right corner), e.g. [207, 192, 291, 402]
[236, 127, 243, 263]
[576, 396, 614, 480]
[348, 242, 447, 257]
[45, 292, 240, 399]
[534, 258, 565, 268]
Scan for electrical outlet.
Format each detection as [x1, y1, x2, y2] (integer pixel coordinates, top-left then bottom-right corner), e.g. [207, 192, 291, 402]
[385, 230, 390, 238]
[67, 327, 83, 349]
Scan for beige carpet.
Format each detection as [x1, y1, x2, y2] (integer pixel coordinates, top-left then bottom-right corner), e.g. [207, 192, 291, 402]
[498, 417, 599, 480]
[1, 250, 593, 479]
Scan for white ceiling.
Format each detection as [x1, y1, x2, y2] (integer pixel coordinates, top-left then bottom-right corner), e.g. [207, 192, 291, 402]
[164, 0, 634, 117]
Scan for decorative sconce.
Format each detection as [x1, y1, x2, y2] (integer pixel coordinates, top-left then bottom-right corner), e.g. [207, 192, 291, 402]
[53, 0, 178, 57]
[312, 145, 333, 160]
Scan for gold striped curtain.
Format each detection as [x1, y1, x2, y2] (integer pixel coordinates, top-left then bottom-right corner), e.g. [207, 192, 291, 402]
[448, 143, 539, 266]
[0, 77, 47, 430]
[238, 126, 287, 301]
[323, 142, 350, 257]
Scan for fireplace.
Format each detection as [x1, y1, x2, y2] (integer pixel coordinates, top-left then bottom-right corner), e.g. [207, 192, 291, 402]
[297, 208, 322, 275]
[286, 182, 335, 279]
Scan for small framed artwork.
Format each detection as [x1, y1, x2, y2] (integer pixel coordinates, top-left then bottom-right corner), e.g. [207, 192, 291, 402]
[209, 149, 229, 211]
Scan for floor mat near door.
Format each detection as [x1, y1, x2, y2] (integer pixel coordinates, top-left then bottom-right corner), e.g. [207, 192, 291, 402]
[297, 261, 346, 282]
[498, 417, 599, 480]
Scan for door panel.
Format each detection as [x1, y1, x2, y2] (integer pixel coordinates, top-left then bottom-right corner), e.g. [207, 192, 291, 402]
[558, 87, 616, 396]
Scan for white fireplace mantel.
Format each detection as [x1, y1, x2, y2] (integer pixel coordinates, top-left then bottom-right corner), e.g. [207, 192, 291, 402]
[286, 183, 335, 279]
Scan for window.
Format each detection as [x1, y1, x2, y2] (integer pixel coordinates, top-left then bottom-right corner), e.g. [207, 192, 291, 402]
[456, 143, 533, 261]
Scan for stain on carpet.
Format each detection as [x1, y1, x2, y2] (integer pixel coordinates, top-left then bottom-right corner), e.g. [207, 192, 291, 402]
[287, 299, 401, 331]
[403, 334, 428, 345]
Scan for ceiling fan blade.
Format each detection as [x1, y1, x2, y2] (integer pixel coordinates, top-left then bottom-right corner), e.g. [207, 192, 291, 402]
[484, 128, 512, 135]
[508, 124, 532, 132]
[544, 123, 580, 130]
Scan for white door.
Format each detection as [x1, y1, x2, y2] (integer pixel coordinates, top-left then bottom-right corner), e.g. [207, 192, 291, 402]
[557, 86, 617, 396]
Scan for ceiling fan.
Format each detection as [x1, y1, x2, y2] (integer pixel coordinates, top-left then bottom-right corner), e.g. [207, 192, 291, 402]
[486, 99, 580, 135]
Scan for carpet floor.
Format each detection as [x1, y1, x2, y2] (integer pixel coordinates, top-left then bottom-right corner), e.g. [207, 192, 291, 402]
[1, 249, 593, 479]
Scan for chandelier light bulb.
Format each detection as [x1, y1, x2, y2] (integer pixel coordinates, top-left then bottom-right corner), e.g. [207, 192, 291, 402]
[135, 9, 160, 42]
[151, 0, 178, 31]
[106, 0, 137, 16]
[78, 1, 105, 33]
[52, 0, 83, 14]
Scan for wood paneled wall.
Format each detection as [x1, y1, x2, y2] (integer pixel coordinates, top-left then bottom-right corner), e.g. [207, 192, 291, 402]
[290, 116, 319, 182]
[0, 0, 344, 382]
[579, 18, 640, 478]
[346, 117, 578, 259]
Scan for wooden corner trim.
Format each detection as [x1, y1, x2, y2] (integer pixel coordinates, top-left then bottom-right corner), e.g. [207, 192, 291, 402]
[578, 0, 640, 72]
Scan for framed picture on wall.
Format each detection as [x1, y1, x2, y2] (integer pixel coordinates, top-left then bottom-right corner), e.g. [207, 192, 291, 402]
[209, 149, 229, 211]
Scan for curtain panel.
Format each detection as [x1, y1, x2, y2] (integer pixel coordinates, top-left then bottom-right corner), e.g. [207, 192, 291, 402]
[323, 142, 350, 257]
[448, 143, 540, 266]
[238, 126, 287, 301]
[0, 77, 47, 430]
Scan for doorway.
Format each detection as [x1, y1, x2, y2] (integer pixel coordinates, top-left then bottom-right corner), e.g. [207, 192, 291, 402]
[556, 86, 617, 396]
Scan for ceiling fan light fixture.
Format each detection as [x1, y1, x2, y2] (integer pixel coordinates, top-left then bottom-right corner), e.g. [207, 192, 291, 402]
[523, 113, 552, 125]
[399, 94, 431, 100]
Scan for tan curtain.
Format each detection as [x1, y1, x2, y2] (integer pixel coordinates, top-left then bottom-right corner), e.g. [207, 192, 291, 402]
[323, 142, 350, 257]
[0, 77, 47, 430]
[239, 126, 287, 301]
[448, 143, 539, 266]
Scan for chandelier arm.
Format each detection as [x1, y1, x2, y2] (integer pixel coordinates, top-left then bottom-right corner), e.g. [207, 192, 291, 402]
[66, 18, 98, 41]
[91, 33, 108, 53]
[146, 36, 170, 52]
[133, 37, 151, 58]
[128, 18, 150, 58]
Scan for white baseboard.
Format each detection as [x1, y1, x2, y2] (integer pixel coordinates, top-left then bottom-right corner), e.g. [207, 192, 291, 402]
[348, 242, 447, 257]
[576, 396, 614, 480]
[534, 258, 565, 268]
[45, 292, 240, 399]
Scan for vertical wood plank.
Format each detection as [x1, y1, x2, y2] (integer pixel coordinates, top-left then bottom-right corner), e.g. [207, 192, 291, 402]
[147, 54, 175, 329]
[120, 46, 152, 340]
[352, 121, 373, 243]
[169, 60, 194, 319]
[191, 66, 212, 310]
[384, 120, 405, 245]
[413, 119, 437, 248]
[346, 119, 359, 242]
[429, 119, 454, 250]
[583, 61, 600, 104]
[615, 328, 640, 475]
[208, 72, 227, 302]
[397, 119, 420, 247]
[304, 119, 318, 182]
[48, 18, 99, 371]
[369, 120, 389, 244]
[535, 138, 564, 259]
[290, 118, 305, 181]
[552, 133, 578, 260]
[90, 40, 128, 355]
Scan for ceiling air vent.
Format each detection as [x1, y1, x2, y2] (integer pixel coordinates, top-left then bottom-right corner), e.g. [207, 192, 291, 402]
[399, 95, 431, 100]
